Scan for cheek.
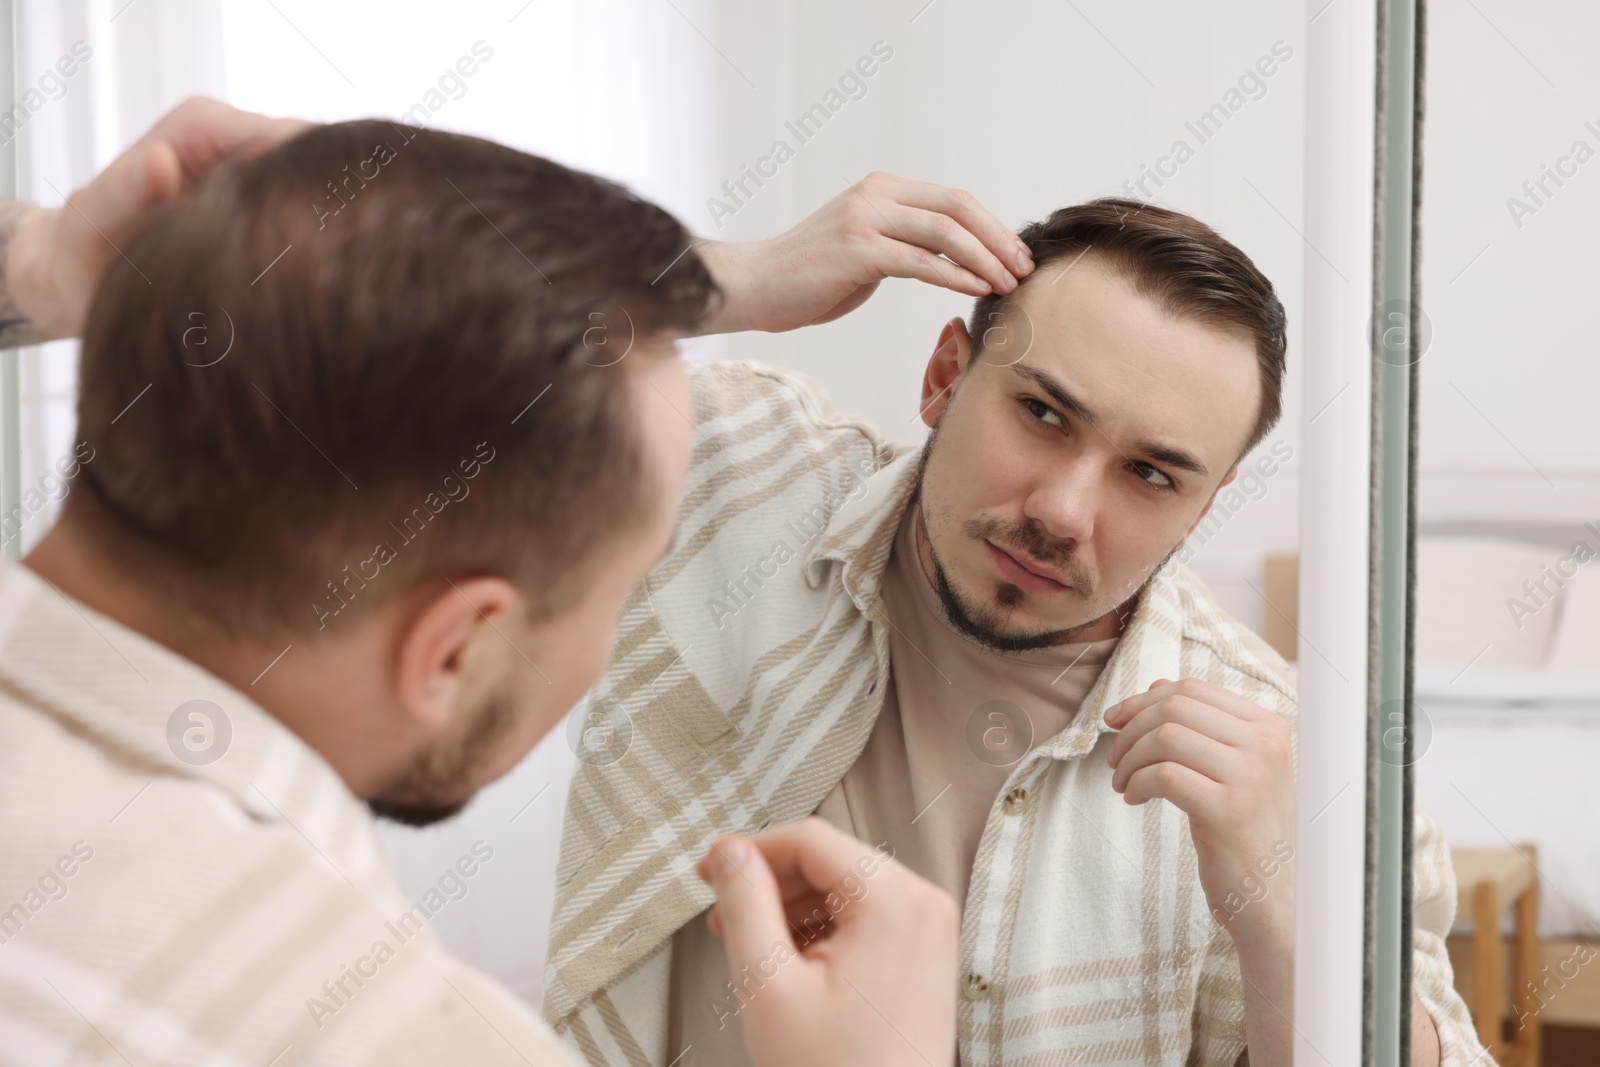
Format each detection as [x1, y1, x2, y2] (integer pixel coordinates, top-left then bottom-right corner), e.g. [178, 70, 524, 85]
[924, 397, 1034, 517]
[1092, 508, 1186, 594]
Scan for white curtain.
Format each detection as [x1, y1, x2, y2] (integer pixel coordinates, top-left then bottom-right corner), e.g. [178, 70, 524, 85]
[14, 0, 721, 1007]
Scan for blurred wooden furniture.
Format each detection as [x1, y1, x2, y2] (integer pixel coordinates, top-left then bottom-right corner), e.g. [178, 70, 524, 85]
[1449, 934, 1600, 1059]
[1450, 846, 1542, 1066]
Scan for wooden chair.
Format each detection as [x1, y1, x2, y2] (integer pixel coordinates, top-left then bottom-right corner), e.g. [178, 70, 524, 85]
[1452, 846, 1541, 1066]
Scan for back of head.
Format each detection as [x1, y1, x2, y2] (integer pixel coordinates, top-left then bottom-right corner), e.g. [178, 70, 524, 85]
[71, 120, 715, 638]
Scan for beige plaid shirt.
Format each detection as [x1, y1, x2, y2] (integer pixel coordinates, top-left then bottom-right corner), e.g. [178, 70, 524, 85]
[0, 558, 575, 1066]
[543, 360, 1486, 1066]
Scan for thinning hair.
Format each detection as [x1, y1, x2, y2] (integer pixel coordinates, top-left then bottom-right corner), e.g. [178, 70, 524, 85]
[71, 120, 717, 637]
[968, 197, 1288, 457]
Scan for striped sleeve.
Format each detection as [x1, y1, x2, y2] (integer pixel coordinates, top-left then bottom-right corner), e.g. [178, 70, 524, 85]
[1412, 808, 1490, 1064]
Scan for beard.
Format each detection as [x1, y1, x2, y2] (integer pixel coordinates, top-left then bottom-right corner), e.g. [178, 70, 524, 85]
[365, 684, 519, 827]
[911, 422, 1174, 654]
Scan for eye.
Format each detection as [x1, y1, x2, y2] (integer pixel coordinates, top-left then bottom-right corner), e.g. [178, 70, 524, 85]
[1022, 397, 1064, 428]
[1132, 461, 1176, 491]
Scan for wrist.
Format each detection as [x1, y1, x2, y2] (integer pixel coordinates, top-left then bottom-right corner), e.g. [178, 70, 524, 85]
[1227, 899, 1295, 973]
[694, 237, 771, 336]
[8, 205, 64, 340]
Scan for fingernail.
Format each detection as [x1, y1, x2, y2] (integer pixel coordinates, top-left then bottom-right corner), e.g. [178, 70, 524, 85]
[1016, 247, 1033, 273]
[1002, 270, 1018, 291]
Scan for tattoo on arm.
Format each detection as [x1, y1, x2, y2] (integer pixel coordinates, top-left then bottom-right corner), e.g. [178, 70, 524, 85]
[0, 200, 46, 348]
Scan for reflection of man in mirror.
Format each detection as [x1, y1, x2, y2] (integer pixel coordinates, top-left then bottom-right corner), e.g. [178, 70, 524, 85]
[551, 183, 1482, 1066]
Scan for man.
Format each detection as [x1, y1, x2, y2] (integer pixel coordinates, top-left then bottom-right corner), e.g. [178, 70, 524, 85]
[0, 103, 1035, 1066]
[545, 185, 1488, 1064]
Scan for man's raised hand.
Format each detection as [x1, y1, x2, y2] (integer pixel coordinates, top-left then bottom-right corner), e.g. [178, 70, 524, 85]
[7, 96, 307, 342]
[694, 172, 1033, 334]
[699, 816, 959, 1067]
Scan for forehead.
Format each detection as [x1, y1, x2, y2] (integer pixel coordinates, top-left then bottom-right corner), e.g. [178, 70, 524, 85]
[994, 256, 1262, 470]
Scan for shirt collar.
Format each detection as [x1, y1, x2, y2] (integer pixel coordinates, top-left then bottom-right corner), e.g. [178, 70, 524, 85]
[801, 442, 922, 612]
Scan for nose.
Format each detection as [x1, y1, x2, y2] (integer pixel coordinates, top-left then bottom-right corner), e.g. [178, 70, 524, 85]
[1023, 453, 1100, 547]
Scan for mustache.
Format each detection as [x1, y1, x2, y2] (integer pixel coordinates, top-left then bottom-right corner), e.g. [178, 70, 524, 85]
[964, 515, 1094, 594]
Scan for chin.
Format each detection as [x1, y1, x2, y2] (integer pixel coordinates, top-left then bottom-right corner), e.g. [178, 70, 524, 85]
[365, 795, 471, 828]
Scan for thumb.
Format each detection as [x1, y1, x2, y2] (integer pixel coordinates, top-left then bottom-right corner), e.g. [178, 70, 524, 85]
[704, 836, 797, 976]
[71, 143, 181, 249]
[136, 141, 186, 203]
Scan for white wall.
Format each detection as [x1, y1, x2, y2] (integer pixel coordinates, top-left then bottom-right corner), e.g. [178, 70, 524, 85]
[1416, 0, 1600, 527]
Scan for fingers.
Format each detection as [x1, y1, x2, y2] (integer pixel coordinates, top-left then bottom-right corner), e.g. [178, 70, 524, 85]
[136, 141, 185, 203]
[846, 172, 1029, 296]
[696, 819, 875, 933]
[872, 234, 994, 296]
[743, 818, 895, 918]
[1119, 759, 1221, 810]
[700, 835, 798, 973]
[144, 95, 311, 181]
[706, 886, 839, 945]
[699, 818, 900, 932]
[877, 204, 1018, 294]
[1106, 693, 1251, 768]
[888, 176, 1034, 281]
[1104, 677, 1271, 729]
[705, 876, 901, 949]
[1110, 721, 1238, 795]
[71, 97, 310, 242]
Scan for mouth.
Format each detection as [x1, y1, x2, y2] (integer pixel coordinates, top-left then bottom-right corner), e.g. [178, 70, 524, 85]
[982, 539, 1071, 595]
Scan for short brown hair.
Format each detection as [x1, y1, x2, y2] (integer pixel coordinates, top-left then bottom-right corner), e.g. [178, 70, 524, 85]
[968, 197, 1287, 458]
[71, 120, 716, 637]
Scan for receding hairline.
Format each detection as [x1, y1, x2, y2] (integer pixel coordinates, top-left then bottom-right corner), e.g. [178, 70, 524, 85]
[967, 250, 1267, 469]
[971, 247, 1267, 464]
[69, 119, 717, 639]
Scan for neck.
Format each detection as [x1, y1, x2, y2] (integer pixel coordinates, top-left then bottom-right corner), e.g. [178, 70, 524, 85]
[22, 520, 397, 794]
[24, 521, 252, 681]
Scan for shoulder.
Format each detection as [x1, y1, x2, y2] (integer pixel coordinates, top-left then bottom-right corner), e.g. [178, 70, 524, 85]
[0, 699, 566, 1065]
[673, 359, 913, 563]
[686, 359, 889, 451]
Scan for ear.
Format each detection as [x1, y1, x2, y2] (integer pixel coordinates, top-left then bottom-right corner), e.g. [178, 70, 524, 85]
[394, 576, 520, 732]
[1185, 467, 1239, 539]
[919, 317, 973, 428]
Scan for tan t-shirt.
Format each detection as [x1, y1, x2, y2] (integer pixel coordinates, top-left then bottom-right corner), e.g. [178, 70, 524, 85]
[666, 503, 1119, 1063]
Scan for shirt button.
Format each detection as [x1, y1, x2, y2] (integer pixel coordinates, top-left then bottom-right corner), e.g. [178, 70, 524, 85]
[963, 973, 990, 1000]
[1002, 787, 1029, 814]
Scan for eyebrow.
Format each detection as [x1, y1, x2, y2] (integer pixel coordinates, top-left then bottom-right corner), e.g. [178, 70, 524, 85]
[1008, 364, 1211, 479]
